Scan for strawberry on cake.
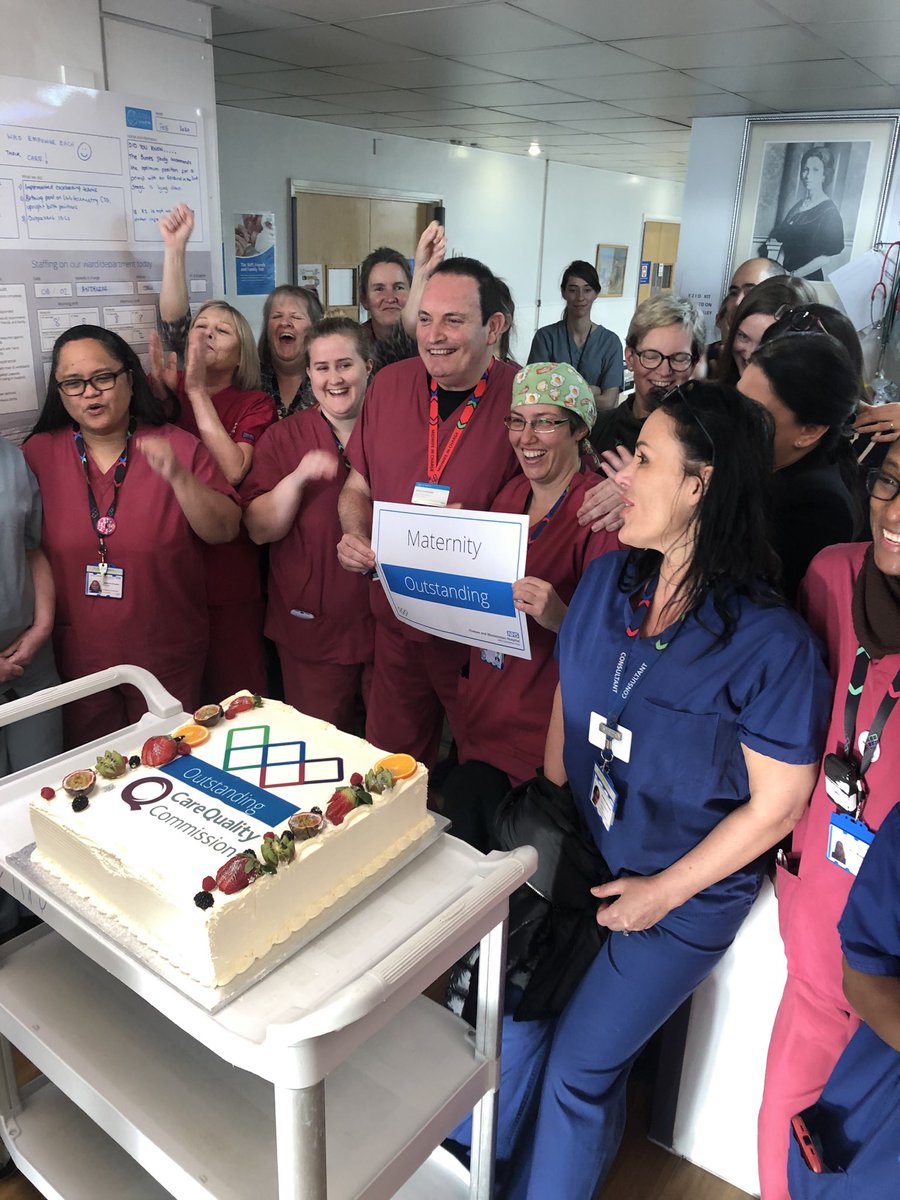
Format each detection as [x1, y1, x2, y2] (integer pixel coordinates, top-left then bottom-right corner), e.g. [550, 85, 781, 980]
[29, 693, 432, 988]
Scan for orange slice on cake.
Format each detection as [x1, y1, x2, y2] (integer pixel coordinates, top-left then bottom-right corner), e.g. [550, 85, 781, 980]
[173, 723, 210, 747]
[374, 753, 417, 781]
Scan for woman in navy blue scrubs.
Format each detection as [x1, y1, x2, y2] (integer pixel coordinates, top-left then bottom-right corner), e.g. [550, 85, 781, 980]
[508, 381, 832, 1199]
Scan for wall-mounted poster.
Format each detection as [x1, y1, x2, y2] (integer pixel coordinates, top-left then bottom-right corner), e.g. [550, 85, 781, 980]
[595, 244, 629, 298]
[726, 116, 899, 296]
[234, 212, 275, 295]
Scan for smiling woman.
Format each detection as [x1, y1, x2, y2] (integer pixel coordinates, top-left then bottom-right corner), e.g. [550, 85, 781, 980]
[23, 325, 240, 747]
[359, 246, 413, 347]
[242, 318, 375, 733]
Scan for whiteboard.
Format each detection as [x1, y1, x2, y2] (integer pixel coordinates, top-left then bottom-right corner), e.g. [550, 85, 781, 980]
[0, 75, 214, 439]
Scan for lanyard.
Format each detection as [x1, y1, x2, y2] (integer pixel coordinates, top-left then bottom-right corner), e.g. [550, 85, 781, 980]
[73, 422, 132, 568]
[527, 483, 569, 544]
[565, 323, 594, 375]
[426, 363, 491, 485]
[606, 583, 685, 728]
[319, 408, 351, 470]
[842, 645, 900, 781]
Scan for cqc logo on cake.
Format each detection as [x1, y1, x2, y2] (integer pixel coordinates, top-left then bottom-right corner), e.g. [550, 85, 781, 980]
[125, 724, 345, 829]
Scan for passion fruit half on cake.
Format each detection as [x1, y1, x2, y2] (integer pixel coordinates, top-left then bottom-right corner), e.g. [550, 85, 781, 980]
[193, 703, 223, 728]
[288, 811, 324, 841]
[62, 768, 96, 796]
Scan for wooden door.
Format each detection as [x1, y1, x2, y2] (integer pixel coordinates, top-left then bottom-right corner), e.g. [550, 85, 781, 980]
[293, 192, 431, 318]
[637, 221, 681, 307]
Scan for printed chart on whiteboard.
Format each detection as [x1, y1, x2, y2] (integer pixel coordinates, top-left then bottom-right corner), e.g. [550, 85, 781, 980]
[0, 75, 214, 436]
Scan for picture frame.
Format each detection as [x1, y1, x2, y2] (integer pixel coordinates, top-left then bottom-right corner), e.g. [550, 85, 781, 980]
[595, 243, 629, 298]
[726, 114, 899, 296]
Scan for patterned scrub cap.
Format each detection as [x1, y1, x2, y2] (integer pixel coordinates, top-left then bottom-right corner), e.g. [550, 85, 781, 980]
[511, 361, 597, 431]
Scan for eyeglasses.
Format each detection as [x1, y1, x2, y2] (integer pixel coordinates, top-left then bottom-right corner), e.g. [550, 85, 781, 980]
[866, 469, 900, 502]
[504, 414, 571, 434]
[56, 367, 130, 397]
[633, 348, 696, 371]
[664, 384, 716, 466]
[772, 305, 827, 334]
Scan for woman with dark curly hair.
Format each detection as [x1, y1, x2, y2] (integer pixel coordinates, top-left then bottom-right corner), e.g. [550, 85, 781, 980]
[24, 325, 239, 745]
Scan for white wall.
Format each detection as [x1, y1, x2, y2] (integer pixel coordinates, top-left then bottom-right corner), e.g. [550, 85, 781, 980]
[677, 112, 900, 342]
[0, 0, 224, 291]
[216, 105, 683, 362]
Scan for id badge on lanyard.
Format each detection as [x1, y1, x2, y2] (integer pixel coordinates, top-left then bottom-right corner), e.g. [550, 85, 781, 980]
[823, 645, 900, 875]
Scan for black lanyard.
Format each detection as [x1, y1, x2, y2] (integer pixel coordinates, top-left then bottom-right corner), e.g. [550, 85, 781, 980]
[565, 323, 594, 375]
[72, 422, 132, 567]
[841, 645, 900, 781]
[318, 408, 351, 470]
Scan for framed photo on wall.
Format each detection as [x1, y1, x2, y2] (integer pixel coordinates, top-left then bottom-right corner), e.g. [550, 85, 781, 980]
[726, 115, 899, 294]
[595, 243, 629, 298]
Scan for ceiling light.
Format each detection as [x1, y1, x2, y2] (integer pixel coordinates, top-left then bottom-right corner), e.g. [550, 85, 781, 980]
[528, 140, 541, 157]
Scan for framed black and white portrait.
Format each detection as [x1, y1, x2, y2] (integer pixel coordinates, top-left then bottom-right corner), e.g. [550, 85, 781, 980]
[727, 115, 899, 293]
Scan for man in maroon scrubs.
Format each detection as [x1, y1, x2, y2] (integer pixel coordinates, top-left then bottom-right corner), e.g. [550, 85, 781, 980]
[338, 258, 519, 767]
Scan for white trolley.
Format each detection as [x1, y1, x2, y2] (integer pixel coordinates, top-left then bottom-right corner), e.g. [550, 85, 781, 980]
[0, 668, 536, 1199]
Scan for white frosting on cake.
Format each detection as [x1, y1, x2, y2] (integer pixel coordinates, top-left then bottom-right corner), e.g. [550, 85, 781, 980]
[29, 697, 432, 987]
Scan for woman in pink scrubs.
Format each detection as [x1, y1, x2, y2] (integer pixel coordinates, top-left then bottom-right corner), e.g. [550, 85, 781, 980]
[242, 318, 375, 732]
[24, 325, 239, 746]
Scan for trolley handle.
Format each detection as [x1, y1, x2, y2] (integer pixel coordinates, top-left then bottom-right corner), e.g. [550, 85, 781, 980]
[0, 665, 183, 728]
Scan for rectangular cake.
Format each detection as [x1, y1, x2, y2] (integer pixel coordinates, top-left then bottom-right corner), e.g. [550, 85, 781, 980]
[29, 694, 432, 987]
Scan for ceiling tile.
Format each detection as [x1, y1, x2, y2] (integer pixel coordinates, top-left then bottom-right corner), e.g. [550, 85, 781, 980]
[340, 4, 589, 57]
[325, 57, 513, 89]
[395, 125, 492, 139]
[421, 81, 580, 106]
[685, 57, 884, 92]
[222, 95, 358, 116]
[805, 20, 900, 58]
[560, 116, 689, 133]
[211, 3, 315, 35]
[215, 68, 383, 96]
[315, 89, 476, 114]
[311, 113, 432, 130]
[560, 70, 721, 101]
[608, 26, 837, 70]
[212, 25, 424, 67]
[455, 41, 655, 79]
[623, 131, 693, 145]
[435, 108, 529, 125]
[861, 56, 900, 85]
[268, 0, 484, 18]
[744, 83, 900, 111]
[213, 46, 296, 74]
[510, 0, 782, 41]
[214, 80, 288, 101]
[765, 1, 898, 21]
[619, 94, 773, 120]
[495, 101, 632, 121]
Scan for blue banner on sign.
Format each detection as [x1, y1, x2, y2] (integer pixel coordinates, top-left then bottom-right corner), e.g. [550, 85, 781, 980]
[639, 260, 651, 285]
[380, 563, 515, 617]
[236, 245, 275, 295]
[125, 106, 153, 130]
[161, 754, 298, 827]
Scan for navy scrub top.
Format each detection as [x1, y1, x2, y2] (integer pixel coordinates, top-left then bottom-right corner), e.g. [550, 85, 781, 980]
[558, 552, 831, 913]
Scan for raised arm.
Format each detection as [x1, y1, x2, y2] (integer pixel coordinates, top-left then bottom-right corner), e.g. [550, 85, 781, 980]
[244, 450, 338, 545]
[593, 746, 818, 932]
[159, 204, 194, 324]
[182, 326, 253, 486]
[337, 467, 376, 572]
[400, 221, 446, 336]
[140, 435, 240, 545]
